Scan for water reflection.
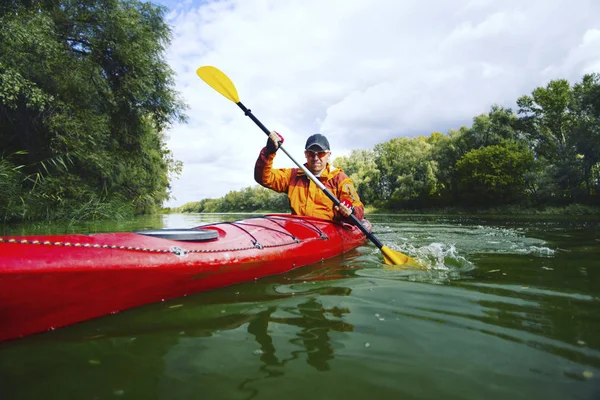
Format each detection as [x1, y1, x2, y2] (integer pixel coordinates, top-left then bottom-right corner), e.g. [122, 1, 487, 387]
[249, 296, 352, 371]
[0, 280, 354, 399]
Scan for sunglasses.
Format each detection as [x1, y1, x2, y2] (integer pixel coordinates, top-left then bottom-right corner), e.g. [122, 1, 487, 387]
[304, 150, 330, 159]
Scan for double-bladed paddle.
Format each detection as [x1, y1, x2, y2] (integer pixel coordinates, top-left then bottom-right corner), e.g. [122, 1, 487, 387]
[196, 65, 417, 266]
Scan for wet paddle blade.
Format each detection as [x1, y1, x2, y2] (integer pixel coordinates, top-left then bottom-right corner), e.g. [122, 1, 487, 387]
[196, 66, 240, 103]
[381, 245, 415, 266]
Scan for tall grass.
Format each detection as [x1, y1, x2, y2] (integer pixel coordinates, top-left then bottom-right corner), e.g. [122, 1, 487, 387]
[1, 153, 134, 223]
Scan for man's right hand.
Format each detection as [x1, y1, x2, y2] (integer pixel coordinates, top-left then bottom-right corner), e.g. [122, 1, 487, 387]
[266, 131, 284, 154]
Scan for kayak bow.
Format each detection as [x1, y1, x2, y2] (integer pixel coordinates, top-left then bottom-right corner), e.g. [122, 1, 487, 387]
[0, 214, 369, 342]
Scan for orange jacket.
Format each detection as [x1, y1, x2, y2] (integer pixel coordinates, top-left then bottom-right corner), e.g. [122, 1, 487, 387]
[254, 148, 365, 222]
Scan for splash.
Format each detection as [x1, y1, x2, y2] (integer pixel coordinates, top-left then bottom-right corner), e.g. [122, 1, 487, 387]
[522, 246, 556, 257]
[386, 242, 474, 271]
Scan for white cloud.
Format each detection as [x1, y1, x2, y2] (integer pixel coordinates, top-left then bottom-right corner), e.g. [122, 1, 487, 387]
[157, 0, 600, 207]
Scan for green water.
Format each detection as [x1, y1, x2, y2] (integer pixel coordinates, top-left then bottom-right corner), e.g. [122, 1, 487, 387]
[1, 213, 599, 400]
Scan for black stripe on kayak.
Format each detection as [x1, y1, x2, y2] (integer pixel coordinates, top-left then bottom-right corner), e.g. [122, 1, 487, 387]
[135, 229, 218, 241]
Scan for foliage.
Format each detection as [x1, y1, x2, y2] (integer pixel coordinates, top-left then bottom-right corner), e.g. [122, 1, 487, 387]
[333, 149, 380, 204]
[174, 186, 289, 214]
[183, 74, 599, 214]
[0, 0, 185, 222]
[517, 73, 600, 204]
[455, 142, 535, 206]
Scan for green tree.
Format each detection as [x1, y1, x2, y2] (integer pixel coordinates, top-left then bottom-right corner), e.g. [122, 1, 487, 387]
[0, 0, 185, 221]
[464, 105, 522, 149]
[374, 136, 439, 208]
[571, 73, 600, 201]
[455, 142, 535, 206]
[517, 79, 576, 162]
[517, 76, 600, 204]
[333, 149, 380, 204]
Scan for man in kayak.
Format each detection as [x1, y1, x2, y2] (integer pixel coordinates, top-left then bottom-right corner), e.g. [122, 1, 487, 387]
[254, 131, 364, 222]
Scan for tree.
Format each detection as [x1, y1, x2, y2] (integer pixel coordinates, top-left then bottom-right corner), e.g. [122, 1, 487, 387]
[571, 73, 600, 201]
[374, 136, 439, 208]
[464, 105, 521, 149]
[0, 0, 186, 221]
[517, 76, 600, 204]
[517, 79, 576, 162]
[455, 142, 535, 206]
[333, 149, 380, 204]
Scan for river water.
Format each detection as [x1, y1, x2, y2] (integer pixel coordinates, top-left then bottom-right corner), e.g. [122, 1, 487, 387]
[1, 213, 599, 399]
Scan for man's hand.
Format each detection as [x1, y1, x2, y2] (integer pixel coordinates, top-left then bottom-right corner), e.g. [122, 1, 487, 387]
[266, 131, 284, 153]
[335, 199, 354, 218]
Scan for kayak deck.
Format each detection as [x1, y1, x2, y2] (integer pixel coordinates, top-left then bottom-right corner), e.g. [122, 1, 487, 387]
[0, 214, 369, 342]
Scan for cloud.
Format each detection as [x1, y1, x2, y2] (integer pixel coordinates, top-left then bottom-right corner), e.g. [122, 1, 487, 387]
[158, 0, 600, 207]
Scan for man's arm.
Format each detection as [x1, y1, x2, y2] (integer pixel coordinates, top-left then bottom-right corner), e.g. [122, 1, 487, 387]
[254, 147, 292, 193]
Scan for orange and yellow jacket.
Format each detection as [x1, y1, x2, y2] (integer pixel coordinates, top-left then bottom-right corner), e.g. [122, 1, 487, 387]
[254, 147, 365, 222]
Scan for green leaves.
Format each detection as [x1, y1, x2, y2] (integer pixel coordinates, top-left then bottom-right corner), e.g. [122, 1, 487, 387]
[455, 142, 535, 205]
[0, 0, 186, 221]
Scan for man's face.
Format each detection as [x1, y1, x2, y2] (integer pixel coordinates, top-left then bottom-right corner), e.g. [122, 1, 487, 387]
[304, 146, 330, 175]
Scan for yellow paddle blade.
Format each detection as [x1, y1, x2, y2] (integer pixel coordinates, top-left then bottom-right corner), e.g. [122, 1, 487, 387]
[381, 245, 416, 266]
[196, 66, 240, 103]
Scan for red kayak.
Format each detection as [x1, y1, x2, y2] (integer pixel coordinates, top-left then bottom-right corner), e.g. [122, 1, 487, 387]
[0, 214, 369, 342]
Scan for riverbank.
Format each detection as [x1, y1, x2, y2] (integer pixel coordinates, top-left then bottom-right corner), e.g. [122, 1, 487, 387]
[363, 203, 600, 216]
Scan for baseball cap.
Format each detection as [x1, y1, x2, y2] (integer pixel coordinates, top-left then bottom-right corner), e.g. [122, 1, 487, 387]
[304, 134, 330, 151]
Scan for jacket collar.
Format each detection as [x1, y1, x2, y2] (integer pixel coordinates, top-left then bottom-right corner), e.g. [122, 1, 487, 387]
[298, 163, 339, 179]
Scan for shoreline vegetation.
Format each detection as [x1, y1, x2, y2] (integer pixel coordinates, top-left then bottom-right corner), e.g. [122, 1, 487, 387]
[166, 203, 600, 217]
[2, 1, 599, 224]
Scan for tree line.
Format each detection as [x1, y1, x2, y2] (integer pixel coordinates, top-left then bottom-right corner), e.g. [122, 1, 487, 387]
[2, 1, 598, 221]
[1, 0, 185, 222]
[177, 73, 600, 214]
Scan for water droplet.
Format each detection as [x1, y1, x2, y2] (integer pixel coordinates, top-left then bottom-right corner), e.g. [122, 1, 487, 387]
[365, 342, 371, 348]
[253, 349, 264, 356]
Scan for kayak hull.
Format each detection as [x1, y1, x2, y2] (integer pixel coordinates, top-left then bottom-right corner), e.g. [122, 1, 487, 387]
[0, 214, 369, 342]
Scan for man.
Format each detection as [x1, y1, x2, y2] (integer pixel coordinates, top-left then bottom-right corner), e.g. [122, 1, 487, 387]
[254, 131, 364, 222]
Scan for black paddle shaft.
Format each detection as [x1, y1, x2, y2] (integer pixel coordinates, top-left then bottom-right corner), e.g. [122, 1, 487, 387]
[235, 101, 386, 250]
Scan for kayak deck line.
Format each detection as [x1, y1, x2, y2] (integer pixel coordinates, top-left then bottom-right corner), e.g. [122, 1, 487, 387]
[0, 215, 332, 256]
[0, 214, 370, 342]
[0, 235, 318, 255]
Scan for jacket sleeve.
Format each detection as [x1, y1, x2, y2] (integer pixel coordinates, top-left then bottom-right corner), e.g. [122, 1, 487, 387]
[337, 175, 365, 221]
[254, 147, 292, 193]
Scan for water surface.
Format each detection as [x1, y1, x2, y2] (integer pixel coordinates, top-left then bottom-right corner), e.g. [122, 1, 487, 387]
[1, 213, 599, 399]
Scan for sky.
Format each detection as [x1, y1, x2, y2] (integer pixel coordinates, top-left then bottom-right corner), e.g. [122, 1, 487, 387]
[153, 0, 600, 207]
